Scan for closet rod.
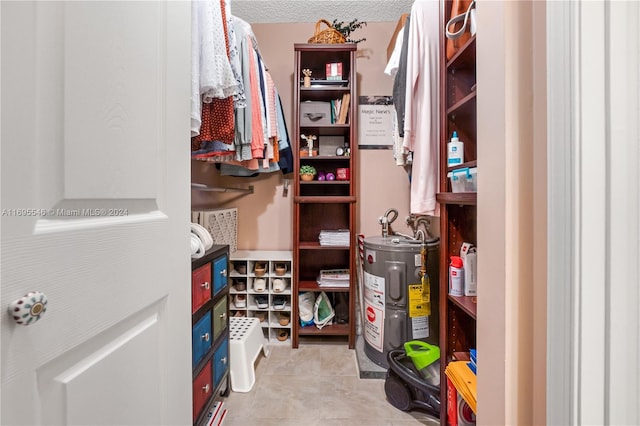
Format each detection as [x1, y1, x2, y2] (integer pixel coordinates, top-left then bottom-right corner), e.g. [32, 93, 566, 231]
[191, 183, 254, 194]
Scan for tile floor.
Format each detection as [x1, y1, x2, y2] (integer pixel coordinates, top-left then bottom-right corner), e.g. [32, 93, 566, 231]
[222, 342, 440, 425]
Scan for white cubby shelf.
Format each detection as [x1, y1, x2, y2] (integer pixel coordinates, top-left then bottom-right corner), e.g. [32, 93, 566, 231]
[229, 250, 293, 345]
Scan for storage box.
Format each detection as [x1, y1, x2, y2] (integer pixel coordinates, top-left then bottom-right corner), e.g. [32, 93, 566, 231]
[460, 243, 477, 296]
[319, 135, 345, 156]
[300, 101, 331, 126]
[336, 168, 350, 180]
[192, 208, 238, 253]
[447, 167, 477, 193]
[325, 62, 343, 80]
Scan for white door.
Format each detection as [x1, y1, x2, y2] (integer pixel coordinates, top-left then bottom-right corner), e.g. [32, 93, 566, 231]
[1, 1, 192, 425]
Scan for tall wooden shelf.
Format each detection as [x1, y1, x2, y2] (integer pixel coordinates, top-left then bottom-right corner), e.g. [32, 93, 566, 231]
[439, 1, 478, 423]
[292, 43, 358, 349]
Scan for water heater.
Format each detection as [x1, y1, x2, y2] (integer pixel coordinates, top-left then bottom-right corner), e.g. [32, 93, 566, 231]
[362, 235, 439, 368]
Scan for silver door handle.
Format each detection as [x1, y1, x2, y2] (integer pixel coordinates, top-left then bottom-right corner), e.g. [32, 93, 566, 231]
[8, 291, 48, 326]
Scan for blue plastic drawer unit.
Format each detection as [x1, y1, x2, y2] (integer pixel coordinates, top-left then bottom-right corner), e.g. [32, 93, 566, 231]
[213, 338, 229, 388]
[212, 254, 228, 296]
[192, 311, 212, 367]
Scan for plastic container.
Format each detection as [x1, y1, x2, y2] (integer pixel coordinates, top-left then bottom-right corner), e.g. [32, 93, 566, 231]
[403, 340, 441, 386]
[447, 167, 477, 193]
[447, 131, 464, 166]
[449, 256, 464, 296]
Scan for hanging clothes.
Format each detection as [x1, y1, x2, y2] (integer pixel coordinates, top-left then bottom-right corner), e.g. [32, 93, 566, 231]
[190, 8, 292, 175]
[393, 15, 411, 138]
[191, 0, 240, 137]
[193, 0, 235, 146]
[385, 16, 412, 167]
[403, 0, 440, 216]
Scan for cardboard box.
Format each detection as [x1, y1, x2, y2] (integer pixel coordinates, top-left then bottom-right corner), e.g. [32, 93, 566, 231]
[300, 101, 331, 126]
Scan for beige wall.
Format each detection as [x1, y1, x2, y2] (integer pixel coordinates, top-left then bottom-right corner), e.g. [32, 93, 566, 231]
[192, 21, 425, 250]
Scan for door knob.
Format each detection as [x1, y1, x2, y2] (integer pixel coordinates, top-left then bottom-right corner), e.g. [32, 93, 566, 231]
[8, 291, 48, 325]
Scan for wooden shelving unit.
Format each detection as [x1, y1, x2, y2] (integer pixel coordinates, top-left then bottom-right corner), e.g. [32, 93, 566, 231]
[292, 43, 358, 349]
[439, 1, 478, 423]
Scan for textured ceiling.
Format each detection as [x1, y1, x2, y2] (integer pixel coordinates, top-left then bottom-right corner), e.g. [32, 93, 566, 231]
[231, 0, 414, 23]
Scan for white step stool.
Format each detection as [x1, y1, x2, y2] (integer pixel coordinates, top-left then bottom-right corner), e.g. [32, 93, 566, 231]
[229, 316, 269, 392]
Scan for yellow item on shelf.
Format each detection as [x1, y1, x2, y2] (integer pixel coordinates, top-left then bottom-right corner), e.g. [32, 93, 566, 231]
[444, 361, 477, 414]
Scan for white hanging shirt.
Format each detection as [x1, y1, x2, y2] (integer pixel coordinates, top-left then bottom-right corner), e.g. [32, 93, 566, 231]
[403, 0, 440, 216]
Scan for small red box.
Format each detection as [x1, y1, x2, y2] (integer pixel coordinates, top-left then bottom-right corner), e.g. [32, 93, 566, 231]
[336, 168, 349, 181]
[325, 62, 343, 80]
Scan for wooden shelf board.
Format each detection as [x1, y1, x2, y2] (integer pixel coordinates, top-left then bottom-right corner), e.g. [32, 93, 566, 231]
[446, 160, 477, 173]
[449, 295, 477, 320]
[299, 124, 350, 129]
[294, 196, 357, 203]
[298, 242, 350, 250]
[446, 35, 476, 70]
[447, 91, 477, 116]
[436, 192, 477, 205]
[452, 351, 471, 362]
[300, 84, 350, 91]
[299, 156, 352, 161]
[294, 43, 358, 52]
[300, 181, 350, 185]
[297, 323, 351, 335]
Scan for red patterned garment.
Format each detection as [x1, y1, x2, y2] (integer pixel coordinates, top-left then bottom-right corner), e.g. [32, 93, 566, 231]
[192, 0, 235, 146]
[193, 97, 235, 144]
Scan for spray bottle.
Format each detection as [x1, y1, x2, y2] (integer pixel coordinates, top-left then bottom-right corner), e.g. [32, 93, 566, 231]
[449, 255, 464, 296]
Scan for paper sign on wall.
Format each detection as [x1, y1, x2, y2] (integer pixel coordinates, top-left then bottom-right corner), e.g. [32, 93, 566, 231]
[358, 95, 394, 149]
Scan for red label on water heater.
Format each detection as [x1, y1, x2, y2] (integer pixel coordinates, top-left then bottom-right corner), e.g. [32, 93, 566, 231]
[366, 306, 376, 322]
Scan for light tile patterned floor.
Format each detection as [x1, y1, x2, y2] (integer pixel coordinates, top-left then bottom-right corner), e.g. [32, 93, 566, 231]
[222, 343, 440, 425]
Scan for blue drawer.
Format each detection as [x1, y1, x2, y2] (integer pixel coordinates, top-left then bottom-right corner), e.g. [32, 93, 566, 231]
[192, 311, 212, 367]
[213, 337, 229, 388]
[212, 255, 228, 296]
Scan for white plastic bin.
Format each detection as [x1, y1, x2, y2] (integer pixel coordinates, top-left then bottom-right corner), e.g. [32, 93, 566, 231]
[447, 167, 477, 193]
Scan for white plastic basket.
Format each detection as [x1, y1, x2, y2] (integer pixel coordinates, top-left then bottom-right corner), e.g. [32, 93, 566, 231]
[193, 208, 238, 253]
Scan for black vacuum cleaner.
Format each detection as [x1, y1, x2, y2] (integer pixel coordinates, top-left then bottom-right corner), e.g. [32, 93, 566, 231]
[384, 348, 441, 419]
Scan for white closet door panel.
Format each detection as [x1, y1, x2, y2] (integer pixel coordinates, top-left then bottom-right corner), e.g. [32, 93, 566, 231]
[62, 2, 161, 199]
[1, 1, 192, 425]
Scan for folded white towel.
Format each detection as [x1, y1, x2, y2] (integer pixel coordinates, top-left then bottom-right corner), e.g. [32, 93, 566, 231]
[191, 233, 205, 259]
[191, 222, 213, 250]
